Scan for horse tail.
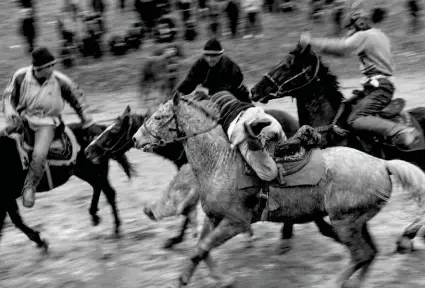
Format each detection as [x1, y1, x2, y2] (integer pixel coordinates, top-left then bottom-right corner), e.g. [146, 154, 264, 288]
[386, 160, 425, 202]
[386, 160, 425, 240]
[114, 153, 137, 179]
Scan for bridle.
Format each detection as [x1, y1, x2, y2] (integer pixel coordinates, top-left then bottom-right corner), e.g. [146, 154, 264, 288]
[143, 97, 219, 147]
[263, 50, 349, 136]
[262, 51, 321, 99]
[94, 115, 135, 159]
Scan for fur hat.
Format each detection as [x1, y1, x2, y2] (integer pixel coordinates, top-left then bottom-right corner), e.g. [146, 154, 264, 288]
[32, 46, 56, 69]
[203, 38, 224, 55]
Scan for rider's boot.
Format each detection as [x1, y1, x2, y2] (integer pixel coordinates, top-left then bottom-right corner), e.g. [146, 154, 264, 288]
[389, 124, 421, 150]
[351, 115, 422, 151]
[22, 154, 46, 208]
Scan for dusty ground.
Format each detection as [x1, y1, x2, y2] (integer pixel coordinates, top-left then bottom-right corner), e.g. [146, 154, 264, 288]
[1, 0, 425, 287]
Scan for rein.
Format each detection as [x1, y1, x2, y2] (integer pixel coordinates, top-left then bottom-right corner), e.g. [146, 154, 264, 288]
[264, 51, 321, 99]
[96, 115, 136, 158]
[143, 98, 219, 147]
[264, 50, 349, 136]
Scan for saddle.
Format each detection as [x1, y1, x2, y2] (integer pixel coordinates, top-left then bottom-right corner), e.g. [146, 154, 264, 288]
[7, 122, 80, 170]
[238, 125, 326, 219]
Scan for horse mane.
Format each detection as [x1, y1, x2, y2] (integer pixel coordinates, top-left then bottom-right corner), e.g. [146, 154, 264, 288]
[289, 45, 345, 119]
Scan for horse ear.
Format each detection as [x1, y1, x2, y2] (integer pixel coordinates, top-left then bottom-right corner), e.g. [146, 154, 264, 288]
[173, 91, 180, 106]
[124, 105, 131, 115]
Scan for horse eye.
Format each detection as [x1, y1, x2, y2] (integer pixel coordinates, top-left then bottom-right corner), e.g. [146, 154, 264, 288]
[154, 116, 161, 120]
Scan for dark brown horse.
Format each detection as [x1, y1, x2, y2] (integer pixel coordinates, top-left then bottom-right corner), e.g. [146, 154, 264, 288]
[0, 122, 135, 251]
[251, 44, 425, 171]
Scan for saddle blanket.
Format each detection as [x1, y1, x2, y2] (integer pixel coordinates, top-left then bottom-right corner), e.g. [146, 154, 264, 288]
[8, 126, 80, 169]
[237, 148, 326, 189]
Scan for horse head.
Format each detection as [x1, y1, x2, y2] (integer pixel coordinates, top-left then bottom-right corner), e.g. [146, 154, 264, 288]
[85, 106, 143, 164]
[251, 44, 321, 103]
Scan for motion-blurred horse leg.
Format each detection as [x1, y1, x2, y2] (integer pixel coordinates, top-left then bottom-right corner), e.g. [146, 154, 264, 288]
[6, 199, 48, 251]
[179, 217, 245, 287]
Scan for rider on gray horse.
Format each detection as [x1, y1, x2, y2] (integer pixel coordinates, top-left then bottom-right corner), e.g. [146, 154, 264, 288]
[300, 10, 420, 150]
[2, 46, 98, 208]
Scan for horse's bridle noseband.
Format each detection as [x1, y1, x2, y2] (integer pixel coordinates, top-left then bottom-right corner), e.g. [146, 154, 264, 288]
[95, 115, 135, 159]
[143, 98, 219, 147]
[262, 51, 349, 136]
[263, 51, 321, 100]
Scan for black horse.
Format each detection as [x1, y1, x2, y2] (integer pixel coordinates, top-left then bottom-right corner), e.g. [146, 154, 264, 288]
[0, 122, 135, 251]
[84, 105, 343, 253]
[251, 44, 425, 171]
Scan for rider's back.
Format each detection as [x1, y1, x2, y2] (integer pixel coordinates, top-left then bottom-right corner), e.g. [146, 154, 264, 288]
[353, 28, 393, 77]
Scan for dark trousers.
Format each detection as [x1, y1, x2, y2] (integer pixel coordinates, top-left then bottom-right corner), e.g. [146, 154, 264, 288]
[226, 1, 239, 37]
[347, 78, 398, 137]
[245, 11, 261, 35]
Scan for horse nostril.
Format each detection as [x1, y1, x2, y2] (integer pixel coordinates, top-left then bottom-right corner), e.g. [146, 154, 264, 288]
[132, 136, 137, 145]
[84, 148, 91, 158]
[143, 208, 156, 221]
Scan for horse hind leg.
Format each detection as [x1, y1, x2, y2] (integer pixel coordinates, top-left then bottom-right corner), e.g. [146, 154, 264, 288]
[396, 215, 425, 254]
[0, 205, 6, 241]
[7, 199, 48, 251]
[331, 218, 378, 287]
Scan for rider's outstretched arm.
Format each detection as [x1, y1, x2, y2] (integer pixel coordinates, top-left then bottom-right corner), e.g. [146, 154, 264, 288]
[308, 32, 367, 57]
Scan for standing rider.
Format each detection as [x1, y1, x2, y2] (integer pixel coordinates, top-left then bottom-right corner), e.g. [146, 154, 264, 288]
[300, 10, 420, 150]
[176, 37, 251, 103]
[2, 46, 96, 208]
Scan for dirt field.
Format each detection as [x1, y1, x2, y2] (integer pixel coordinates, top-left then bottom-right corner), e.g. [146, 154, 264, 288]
[1, 0, 425, 287]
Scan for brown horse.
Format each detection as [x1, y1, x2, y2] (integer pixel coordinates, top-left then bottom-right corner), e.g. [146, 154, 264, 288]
[133, 93, 425, 287]
[250, 44, 425, 171]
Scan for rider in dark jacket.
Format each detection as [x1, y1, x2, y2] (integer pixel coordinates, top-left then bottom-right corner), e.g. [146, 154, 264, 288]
[176, 37, 251, 103]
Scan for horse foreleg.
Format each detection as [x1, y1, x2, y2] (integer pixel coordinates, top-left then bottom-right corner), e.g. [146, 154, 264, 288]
[74, 167, 102, 226]
[89, 186, 102, 226]
[178, 217, 246, 287]
[163, 215, 190, 249]
[314, 217, 341, 243]
[100, 177, 121, 236]
[6, 199, 48, 251]
[276, 222, 293, 255]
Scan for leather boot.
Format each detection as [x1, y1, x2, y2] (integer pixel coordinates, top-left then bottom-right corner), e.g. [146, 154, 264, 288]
[390, 125, 421, 150]
[22, 155, 46, 208]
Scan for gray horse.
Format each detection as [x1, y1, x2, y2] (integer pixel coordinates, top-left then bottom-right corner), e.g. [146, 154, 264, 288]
[132, 93, 425, 287]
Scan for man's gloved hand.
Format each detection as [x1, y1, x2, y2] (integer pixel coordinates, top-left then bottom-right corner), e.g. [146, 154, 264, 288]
[342, 90, 364, 105]
[246, 135, 263, 151]
[300, 32, 312, 48]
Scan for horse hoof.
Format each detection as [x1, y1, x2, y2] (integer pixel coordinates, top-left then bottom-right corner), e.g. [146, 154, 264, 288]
[114, 230, 122, 239]
[38, 239, 49, 252]
[396, 237, 413, 254]
[176, 276, 188, 287]
[276, 241, 292, 255]
[92, 215, 101, 226]
[220, 276, 236, 288]
[163, 238, 181, 249]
